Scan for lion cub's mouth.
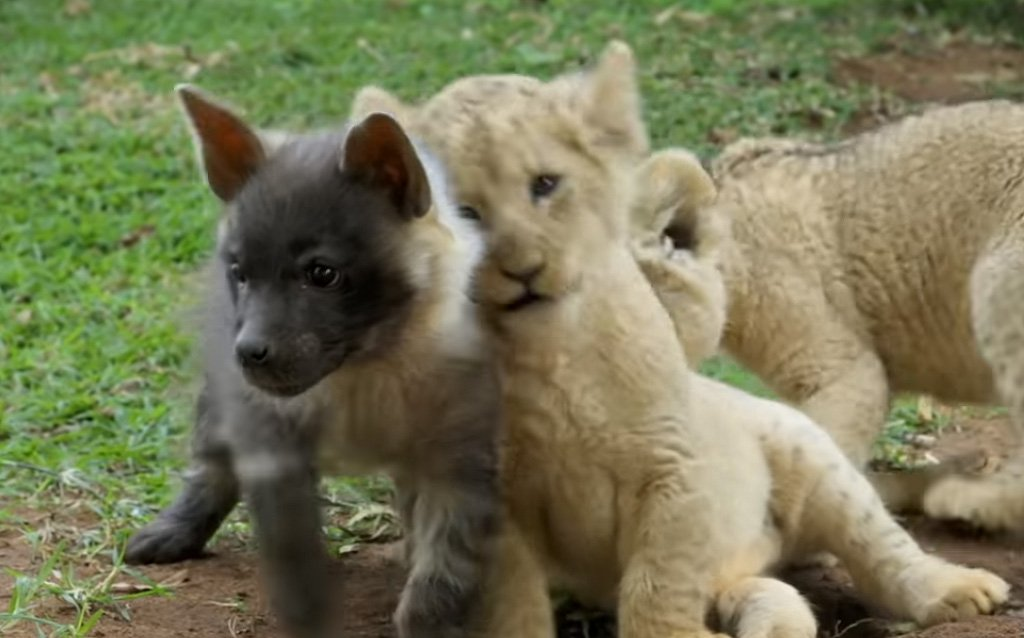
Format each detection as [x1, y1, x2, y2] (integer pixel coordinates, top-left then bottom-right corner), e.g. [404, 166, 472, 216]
[502, 290, 549, 312]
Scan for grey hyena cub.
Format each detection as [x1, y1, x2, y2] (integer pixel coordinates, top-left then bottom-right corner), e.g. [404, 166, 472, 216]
[125, 85, 501, 638]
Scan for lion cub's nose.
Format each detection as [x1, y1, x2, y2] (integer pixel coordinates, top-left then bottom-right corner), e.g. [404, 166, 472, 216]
[500, 264, 543, 285]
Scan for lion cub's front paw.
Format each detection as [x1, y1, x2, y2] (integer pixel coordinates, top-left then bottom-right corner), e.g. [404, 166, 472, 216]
[900, 559, 1010, 626]
[923, 473, 1024, 534]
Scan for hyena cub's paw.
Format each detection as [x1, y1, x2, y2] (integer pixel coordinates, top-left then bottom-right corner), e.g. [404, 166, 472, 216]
[393, 578, 477, 638]
[124, 518, 209, 565]
[923, 473, 1024, 534]
[899, 558, 1010, 626]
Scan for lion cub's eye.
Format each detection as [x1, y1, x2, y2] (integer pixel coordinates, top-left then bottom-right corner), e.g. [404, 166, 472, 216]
[530, 174, 561, 202]
[457, 205, 481, 221]
[306, 263, 344, 289]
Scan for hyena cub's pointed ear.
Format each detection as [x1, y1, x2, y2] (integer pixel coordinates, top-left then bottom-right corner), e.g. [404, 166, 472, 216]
[580, 40, 649, 156]
[342, 113, 431, 219]
[349, 86, 413, 125]
[175, 84, 267, 202]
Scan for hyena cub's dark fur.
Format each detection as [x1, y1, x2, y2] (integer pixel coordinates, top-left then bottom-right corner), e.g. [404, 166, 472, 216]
[125, 85, 501, 638]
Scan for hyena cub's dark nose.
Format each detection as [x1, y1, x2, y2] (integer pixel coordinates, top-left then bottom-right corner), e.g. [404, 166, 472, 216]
[235, 338, 271, 368]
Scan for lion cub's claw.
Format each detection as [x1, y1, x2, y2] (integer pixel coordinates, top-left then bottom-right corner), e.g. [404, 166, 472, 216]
[903, 561, 1010, 627]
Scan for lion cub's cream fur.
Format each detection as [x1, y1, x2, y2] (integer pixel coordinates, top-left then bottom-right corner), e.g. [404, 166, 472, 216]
[634, 101, 1024, 533]
[353, 42, 1010, 637]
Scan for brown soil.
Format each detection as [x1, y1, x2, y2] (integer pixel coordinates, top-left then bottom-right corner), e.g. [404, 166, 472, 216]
[831, 40, 1024, 134]
[2, 416, 1023, 638]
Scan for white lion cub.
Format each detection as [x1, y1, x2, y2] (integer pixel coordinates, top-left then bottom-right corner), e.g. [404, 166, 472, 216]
[642, 101, 1024, 533]
[355, 41, 1010, 637]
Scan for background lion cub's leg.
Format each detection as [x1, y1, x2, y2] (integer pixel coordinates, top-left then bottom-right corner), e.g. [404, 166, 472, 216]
[924, 238, 1024, 532]
[791, 428, 1010, 627]
[728, 283, 956, 514]
[715, 577, 816, 638]
[617, 474, 729, 638]
[475, 525, 554, 638]
[729, 279, 890, 469]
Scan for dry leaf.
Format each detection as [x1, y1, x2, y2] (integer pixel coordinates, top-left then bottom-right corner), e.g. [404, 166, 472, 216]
[916, 395, 934, 423]
[64, 0, 91, 17]
[654, 6, 678, 26]
[38, 73, 59, 97]
[111, 582, 153, 594]
[119, 224, 155, 248]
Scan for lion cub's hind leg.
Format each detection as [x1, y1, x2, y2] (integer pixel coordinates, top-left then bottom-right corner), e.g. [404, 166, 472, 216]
[715, 577, 816, 638]
[924, 237, 1024, 533]
[785, 420, 1010, 627]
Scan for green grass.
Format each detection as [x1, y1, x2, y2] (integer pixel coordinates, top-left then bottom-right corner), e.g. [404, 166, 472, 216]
[0, 0, 1018, 634]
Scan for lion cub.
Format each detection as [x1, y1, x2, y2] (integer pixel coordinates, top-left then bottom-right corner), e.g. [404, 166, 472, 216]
[124, 86, 500, 638]
[363, 41, 1008, 637]
[637, 101, 1024, 534]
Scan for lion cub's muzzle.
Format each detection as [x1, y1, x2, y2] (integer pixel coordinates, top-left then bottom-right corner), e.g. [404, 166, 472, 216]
[498, 263, 548, 311]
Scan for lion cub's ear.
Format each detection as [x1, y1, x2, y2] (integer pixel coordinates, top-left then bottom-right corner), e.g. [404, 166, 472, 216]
[631, 149, 717, 249]
[350, 86, 414, 126]
[342, 112, 432, 220]
[579, 40, 649, 157]
[175, 84, 269, 203]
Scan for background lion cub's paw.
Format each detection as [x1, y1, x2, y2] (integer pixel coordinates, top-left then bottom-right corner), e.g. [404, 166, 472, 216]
[923, 474, 1024, 533]
[902, 561, 1009, 626]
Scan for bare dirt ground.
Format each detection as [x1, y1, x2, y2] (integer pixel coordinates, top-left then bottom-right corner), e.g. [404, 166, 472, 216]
[831, 38, 1024, 133]
[3, 415, 1023, 638]
[6, 35, 1024, 638]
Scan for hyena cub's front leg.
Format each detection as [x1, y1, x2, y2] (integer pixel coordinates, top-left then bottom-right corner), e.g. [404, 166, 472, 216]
[393, 379, 502, 638]
[234, 405, 333, 638]
[125, 381, 240, 564]
[790, 425, 1010, 628]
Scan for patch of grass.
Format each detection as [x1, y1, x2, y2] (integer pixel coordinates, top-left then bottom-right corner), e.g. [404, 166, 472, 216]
[872, 398, 953, 470]
[1, 0, 1018, 634]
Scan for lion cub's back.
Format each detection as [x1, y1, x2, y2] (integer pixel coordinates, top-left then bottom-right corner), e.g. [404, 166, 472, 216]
[839, 101, 1024, 395]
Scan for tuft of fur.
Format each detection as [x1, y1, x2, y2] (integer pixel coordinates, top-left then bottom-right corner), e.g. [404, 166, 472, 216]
[125, 86, 500, 638]
[355, 41, 1010, 637]
[679, 100, 1024, 533]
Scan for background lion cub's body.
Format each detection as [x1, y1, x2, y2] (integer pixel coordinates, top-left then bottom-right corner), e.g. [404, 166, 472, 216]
[711, 100, 1024, 529]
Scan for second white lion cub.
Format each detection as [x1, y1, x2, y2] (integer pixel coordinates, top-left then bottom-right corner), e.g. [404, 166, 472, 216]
[364, 41, 1009, 637]
[660, 101, 1024, 533]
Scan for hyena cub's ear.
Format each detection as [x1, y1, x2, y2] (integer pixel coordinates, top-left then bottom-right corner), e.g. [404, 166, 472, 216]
[631, 148, 718, 250]
[175, 84, 268, 202]
[342, 113, 431, 219]
[579, 40, 649, 157]
[349, 86, 413, 126]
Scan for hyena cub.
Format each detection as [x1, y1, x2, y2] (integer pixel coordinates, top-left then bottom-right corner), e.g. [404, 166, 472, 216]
[125, 85, 500, 638]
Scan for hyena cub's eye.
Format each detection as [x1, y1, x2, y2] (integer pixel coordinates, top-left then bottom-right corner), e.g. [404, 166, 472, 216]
[457, 205, 481, 221]
[229, 262, 246, 285]
[530, 174, 561, 203]
[306, 263, 345, 289]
